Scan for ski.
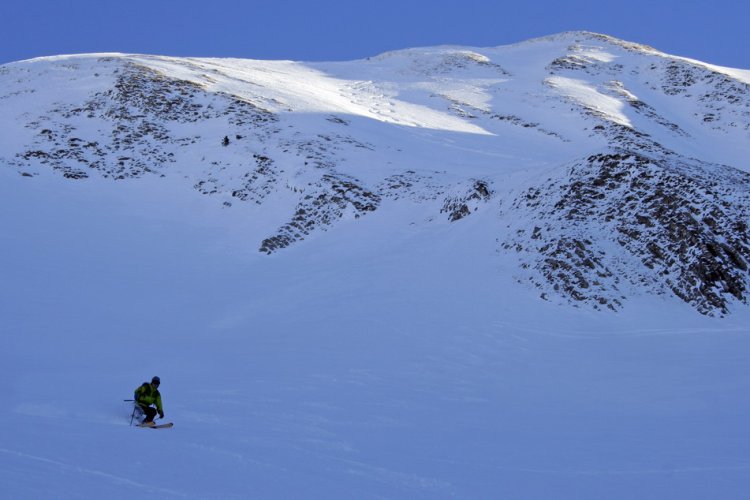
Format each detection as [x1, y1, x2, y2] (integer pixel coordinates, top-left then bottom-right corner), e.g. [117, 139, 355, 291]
[137, 422, 174, 429]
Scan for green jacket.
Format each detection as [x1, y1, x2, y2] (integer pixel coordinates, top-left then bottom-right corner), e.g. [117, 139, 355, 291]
[134, 382, 163, 413]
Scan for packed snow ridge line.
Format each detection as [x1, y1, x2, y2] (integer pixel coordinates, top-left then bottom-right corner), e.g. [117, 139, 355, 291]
[1, 31, 748, 316]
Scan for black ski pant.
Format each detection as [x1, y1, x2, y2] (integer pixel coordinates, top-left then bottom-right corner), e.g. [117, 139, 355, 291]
[139, 404, 157, 423]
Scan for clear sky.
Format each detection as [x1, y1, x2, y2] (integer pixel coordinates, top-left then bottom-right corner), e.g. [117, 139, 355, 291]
[1, 0, 748, 69]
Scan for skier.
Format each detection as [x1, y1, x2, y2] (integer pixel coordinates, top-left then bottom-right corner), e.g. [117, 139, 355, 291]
[134, 376, 164, 425]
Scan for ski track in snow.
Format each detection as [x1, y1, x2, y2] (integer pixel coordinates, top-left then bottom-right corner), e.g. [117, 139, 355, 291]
[427, 455, 750, 477]
[0, 448, 188, 497]
[491, 321, 750, 339]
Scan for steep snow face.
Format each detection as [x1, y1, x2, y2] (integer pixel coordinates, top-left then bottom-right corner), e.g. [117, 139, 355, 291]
[1, 31, 748, 315]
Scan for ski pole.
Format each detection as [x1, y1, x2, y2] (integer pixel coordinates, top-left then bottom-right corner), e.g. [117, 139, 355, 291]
[127, 400, 142, 426]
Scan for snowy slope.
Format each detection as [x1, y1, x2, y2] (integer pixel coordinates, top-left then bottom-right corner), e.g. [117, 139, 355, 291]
[2, 32, 750, 499]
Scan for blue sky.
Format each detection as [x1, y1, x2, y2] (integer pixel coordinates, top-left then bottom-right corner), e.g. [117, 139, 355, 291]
[1, 0, 748, 68]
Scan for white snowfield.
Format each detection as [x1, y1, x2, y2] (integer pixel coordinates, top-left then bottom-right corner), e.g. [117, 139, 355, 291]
[1, 32, 750, 499]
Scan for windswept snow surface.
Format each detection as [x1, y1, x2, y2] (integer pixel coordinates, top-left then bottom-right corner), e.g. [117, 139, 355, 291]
[2, 32, 750, 499]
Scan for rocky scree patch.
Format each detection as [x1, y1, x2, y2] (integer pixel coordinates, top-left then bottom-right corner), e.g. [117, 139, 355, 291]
[502, 151, 750, 315]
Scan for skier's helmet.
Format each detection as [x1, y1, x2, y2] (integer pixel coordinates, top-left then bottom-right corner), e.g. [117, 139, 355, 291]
[151, 376, 161, 386]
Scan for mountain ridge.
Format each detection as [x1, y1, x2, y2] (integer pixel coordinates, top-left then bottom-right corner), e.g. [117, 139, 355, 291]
[2, 32, 748, 316]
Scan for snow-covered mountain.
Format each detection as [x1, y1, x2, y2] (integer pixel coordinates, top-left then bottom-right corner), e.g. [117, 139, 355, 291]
[2, 31, 748, 315]
[3, 33, 750, 499]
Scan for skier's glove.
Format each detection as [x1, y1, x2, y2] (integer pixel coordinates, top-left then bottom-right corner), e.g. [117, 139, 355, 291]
[158, 411, 164, 419]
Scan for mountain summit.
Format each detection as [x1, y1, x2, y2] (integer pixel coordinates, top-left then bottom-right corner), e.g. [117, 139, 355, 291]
[2, 31, 748, 315]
